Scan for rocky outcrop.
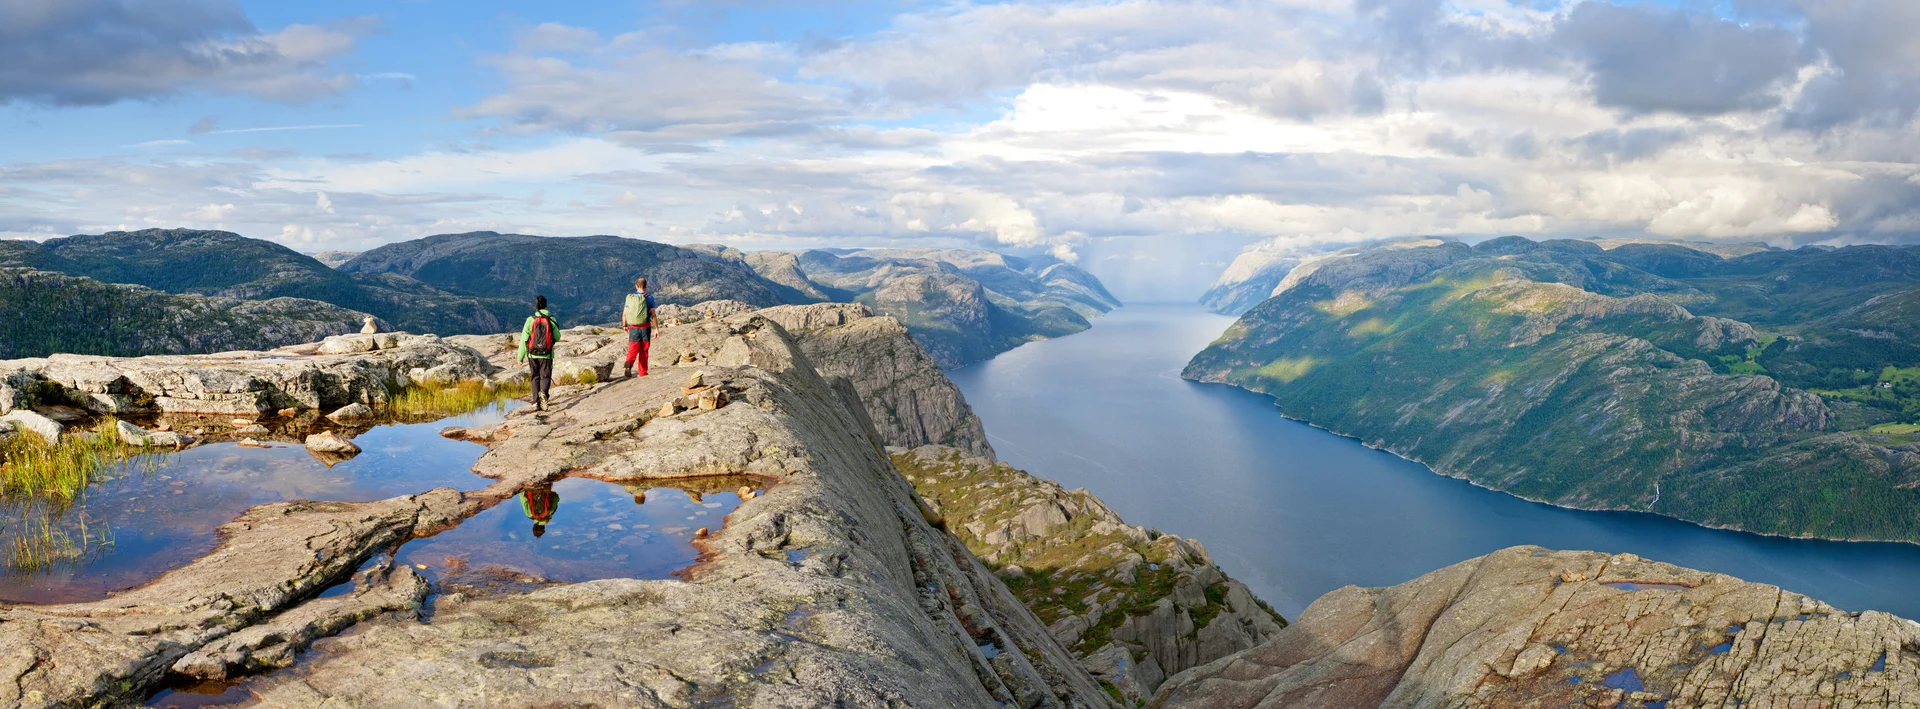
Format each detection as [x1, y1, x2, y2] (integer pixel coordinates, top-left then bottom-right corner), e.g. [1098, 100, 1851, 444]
[0, 332, 495, 416]
[229, 310, 1111, 708]
[766, 303, 995, 458]
[895, 446, 1285, 705]
[1, 307, 1111, 708]
[1155, 546, 1920, 709]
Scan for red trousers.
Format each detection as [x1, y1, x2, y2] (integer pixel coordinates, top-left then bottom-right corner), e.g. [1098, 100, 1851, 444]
[624, 340, 650, 375]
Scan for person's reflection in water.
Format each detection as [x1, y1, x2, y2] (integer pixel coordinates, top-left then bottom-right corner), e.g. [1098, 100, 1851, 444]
[520, 483, 560, 538]
[622, 483, 648, 506]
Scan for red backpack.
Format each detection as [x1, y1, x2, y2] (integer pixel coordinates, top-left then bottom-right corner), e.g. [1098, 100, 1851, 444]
[528, 315, 556, 356]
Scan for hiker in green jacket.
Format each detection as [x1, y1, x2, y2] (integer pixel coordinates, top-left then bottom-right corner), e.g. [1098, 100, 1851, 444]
[517, 295, 560, 411]
[621, 277, 657, 379]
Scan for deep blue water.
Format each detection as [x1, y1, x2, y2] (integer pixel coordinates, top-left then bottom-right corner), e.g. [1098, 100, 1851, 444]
[950, 304, 1920, 619]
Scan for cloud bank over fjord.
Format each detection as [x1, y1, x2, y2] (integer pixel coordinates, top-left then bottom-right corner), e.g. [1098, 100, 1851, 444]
[3, 0, 1920, 297]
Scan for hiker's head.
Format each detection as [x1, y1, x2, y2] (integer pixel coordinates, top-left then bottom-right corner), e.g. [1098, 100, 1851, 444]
[535, 295, 548, 311]
[634, 277, 648, 292]
[532, 522, 547, 538]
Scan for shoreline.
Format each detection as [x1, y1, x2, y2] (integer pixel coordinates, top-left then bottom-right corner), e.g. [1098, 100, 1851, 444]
[1182, 374, 1920, 550]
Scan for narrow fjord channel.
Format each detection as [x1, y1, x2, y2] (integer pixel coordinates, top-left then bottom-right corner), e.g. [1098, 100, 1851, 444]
[950, 304, 1920, 620]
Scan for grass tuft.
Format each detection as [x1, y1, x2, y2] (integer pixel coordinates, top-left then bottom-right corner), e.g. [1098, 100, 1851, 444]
[1, 422, 157, 501]
[387, 381, 531, 421]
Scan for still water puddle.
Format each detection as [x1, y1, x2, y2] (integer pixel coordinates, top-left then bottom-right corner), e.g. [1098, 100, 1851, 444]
[0, 405, 514, 605]
[397, 476, 761, 588]
[141, 475, 764, 709]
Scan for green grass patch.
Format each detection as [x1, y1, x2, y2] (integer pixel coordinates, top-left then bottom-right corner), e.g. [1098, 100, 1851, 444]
[1, 422, 158, 501]
[387, 380, 531, 421]
[1255, 357, 1321, 384]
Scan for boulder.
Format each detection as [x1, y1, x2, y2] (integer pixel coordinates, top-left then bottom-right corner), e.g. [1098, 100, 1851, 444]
[114, 420, 193, 448]
[317, 334, 381, 355]
[35, 405, 88, 422]
[327, 403, 374, 421]
[235, 424, 270, 436]
[304, 431, 362, 456]
[0, 420, 15, 445]
[1, 409, 63, 443]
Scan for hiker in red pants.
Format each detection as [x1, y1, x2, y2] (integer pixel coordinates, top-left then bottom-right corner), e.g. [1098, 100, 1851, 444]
[621, 277, 656, 379]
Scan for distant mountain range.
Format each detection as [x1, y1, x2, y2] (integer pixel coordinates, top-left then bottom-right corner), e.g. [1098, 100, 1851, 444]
[0, 229, 1117, 367]
[1200, 237, 1775, 316]
[1186, 236, 1920, 544]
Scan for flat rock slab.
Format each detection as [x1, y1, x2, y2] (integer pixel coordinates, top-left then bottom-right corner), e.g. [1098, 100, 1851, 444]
[1, 333, 495, 416]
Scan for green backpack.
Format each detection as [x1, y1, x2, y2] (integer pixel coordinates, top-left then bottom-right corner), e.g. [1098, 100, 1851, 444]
[624, 293, 651, 327]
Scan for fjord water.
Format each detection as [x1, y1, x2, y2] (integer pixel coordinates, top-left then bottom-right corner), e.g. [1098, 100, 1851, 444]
[950, 304, 1920, 620]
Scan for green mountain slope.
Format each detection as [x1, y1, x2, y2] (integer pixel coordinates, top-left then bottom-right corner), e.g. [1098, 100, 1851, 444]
[340, 232, 785, 326]
[32, 229, 518, 334]
[1185, 238, 1920, 543]
[0, 267, 366, 359]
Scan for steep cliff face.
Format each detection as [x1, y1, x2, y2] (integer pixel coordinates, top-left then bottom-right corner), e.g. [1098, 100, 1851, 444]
[1186, 238, 1920, 544]
[895, 446, 1285, 705]
[760, 303, 996, 459]
[1155, 546, 1920, 709]
[1201, 250, 1301, 316]
[743, 248, 1121, 368]
[0, 267, 372, 359]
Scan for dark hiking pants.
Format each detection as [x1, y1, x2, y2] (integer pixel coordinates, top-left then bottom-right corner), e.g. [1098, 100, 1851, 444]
[529, 358, 554, 403]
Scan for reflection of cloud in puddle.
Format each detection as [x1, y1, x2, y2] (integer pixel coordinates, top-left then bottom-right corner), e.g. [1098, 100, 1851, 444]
[0, 411, 507, 605]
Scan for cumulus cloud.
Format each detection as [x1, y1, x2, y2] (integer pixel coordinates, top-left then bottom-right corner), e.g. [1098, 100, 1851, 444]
[0, 0, 366, 106]
[8, 0, 1920, 299]
[1556, 1, 1804, 116]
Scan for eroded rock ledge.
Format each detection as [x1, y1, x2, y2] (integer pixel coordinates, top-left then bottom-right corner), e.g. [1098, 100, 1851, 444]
[1154, 546, 1920, 709]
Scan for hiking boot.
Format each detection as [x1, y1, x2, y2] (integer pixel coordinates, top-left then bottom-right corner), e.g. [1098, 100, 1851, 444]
[621, 364, 633, 380]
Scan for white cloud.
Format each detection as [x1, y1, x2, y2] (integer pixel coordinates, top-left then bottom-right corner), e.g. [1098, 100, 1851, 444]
[8, 0, 1920, 298]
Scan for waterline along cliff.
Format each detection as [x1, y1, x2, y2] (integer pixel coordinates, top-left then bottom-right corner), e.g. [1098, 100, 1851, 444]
[1186, 237, 1920, 545]
[0, 301, 1914, 708]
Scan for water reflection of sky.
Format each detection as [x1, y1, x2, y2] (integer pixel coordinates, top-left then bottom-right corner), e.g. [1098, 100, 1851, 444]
[398, 478, 746, 584]
[952, 304, 1920, 620]
[0, 405, 511, 605]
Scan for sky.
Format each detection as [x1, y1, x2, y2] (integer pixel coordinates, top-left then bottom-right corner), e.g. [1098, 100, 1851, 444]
[2, 0, 1918, 300]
